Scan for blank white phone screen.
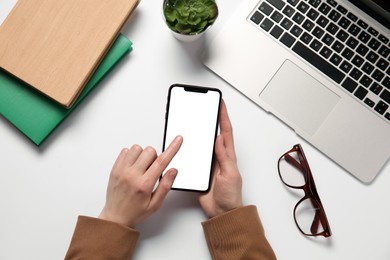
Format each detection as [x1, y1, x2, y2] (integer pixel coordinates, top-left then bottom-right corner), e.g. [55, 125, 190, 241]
[163, 86, 221, 191]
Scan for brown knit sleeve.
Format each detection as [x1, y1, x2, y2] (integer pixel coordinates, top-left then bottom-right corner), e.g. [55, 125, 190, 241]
[65, 216, 139, 260]
[202, 205, 277, 260]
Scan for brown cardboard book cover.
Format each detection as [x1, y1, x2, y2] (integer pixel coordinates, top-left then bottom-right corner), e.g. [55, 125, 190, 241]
[0, 0, 139, 108]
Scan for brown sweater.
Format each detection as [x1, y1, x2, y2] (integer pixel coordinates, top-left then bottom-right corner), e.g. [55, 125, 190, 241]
[65, 205, 276, 260]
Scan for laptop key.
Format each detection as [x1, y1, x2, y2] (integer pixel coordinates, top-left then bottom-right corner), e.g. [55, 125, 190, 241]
[307, 8, 320, 21]
[370, 82, 382, 95]
[280, 32, 296, 47]
[382, 77, 390, 89]
[376, 58, 389, 71]
[352, 54, 364, 67]
[328, 10, 341, 22]
[385, 113, 390, 121]
[346, 37, 358, 49]
[340, 60, 353, 73]
[356, 44, 369, 56]
[270, 25, 284, 39]
[368, 38, 381, 51]
[342, 77, 358, 92]
[350, 68, 363, 81]
[372, 69, 384, 82]
[337, 5, 348, 15]
[357, 19, 368, 29]
[332, 40, 344, 53]
[297, 2, 310, 13]
[292, 41, 345, 83]
[292, 12, 305, 24]
[326, 22, 339, 35]
[291, 25, 303, 37]
[366, 51, 379, 63]
[336, 29, 349, 42]
[362, 62, 374, 75]
[380, 89, 390, 104]
[374, 101, 389, 115]
[322, 33, 335, 46]
[313, 26, 325, 38]
[364, 98, 375, 107]
[300, 32, 313, 44]
[378, 34, 389, 44]
[341, 47, 354, 60]
[251, 11, 265, 25]
[266, 0, 285, 10]
[330, 53, 342, 66]
[271, 10, 284, 23]
[302, 20, 315, 32]
[378, 45, 389, 58]
[281, 18, 294, 30]
[320, 46, 332, 59]
[317, 15, 329, 28]
[260, 18, 274, 32]
[282, 5, 295, 17]
[347, 12, 358, 22]
[358, 31, 371, 43]
[318, 3, 331, 15]
[326, 0, 337, 8]
[367, 27, 378, 37]
[308, 0, 321, 8]
[354, 86, 368, 100]
[259, 2, 274, 15]
[347, 24, 361, 36]
[338, 17, 351, 29]
[310, 39, 323, 51]
[287, 0, 299, 7]
[359, 75, 373, 87]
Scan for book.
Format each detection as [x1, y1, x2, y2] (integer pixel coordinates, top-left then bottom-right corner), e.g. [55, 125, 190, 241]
[0, 0, 139, 108]
[0, 34, 132, 146]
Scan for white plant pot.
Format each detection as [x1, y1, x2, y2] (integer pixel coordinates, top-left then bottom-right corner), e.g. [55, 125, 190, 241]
[162, 0, 217, 42]
[170, 30, 206, 42]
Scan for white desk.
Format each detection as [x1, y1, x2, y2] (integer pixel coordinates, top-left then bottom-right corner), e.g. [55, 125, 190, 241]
[0, 1, 389, 259]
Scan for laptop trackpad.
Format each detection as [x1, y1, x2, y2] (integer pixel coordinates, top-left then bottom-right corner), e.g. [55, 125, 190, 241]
[259, 60, 340, 135]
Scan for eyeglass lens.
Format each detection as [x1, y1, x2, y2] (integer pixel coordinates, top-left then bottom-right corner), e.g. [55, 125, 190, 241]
[279, 150, 306, 187]
[295, 197, 326, 236]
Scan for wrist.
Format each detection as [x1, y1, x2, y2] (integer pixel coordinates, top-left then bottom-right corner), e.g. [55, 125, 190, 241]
[98, 210, 133, 228]
[209, 203, 243, 219]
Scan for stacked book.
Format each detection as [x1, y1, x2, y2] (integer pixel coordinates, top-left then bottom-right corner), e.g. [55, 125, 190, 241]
[0, 0, 139, 145]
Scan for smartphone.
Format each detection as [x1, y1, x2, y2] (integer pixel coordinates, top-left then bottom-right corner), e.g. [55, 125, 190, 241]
[162, 84, 222, 192]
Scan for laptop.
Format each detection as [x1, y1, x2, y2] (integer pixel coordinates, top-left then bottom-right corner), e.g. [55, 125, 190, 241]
[0, 0, 139, 108]
[202, 0, 390, 183]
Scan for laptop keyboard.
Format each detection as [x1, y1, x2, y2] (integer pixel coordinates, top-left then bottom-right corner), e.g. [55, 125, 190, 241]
[249, 0, 390, 122]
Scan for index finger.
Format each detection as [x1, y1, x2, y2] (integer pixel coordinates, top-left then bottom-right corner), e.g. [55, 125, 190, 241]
[143, 135, 183, 187]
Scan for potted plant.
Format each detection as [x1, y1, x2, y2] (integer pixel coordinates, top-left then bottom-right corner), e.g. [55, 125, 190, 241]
[163, 0, 219, 41]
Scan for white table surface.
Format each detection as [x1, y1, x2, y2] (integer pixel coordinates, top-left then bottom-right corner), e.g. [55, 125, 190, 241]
[0, 1, 389, 259]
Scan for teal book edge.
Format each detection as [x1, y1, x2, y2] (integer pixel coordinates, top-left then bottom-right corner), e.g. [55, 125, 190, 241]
[0, 34, 132, 146]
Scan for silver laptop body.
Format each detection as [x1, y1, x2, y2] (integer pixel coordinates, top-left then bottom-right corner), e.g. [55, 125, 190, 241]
[203, 0, 390, 183]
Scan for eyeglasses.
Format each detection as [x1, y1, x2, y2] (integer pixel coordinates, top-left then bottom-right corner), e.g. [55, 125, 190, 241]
[278, 144, 331, 237]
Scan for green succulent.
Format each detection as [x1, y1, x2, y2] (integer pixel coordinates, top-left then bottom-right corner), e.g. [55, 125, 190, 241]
[163, 0, 218, 35]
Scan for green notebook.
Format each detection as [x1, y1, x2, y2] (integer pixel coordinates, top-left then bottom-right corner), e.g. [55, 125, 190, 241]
[0, 34, 132, 146]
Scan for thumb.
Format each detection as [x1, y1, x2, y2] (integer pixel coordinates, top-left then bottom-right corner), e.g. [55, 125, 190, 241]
[215, 135, 231, 171]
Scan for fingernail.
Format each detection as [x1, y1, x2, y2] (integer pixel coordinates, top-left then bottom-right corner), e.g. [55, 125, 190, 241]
[174, 135, 183, 144]
[170, 169, 178, 179]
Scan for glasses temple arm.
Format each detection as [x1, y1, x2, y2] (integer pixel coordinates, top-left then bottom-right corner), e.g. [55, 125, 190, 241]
[310, 208, 321, 234]
[285, 154, 305, 172]
[310, 199, 329, 236]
